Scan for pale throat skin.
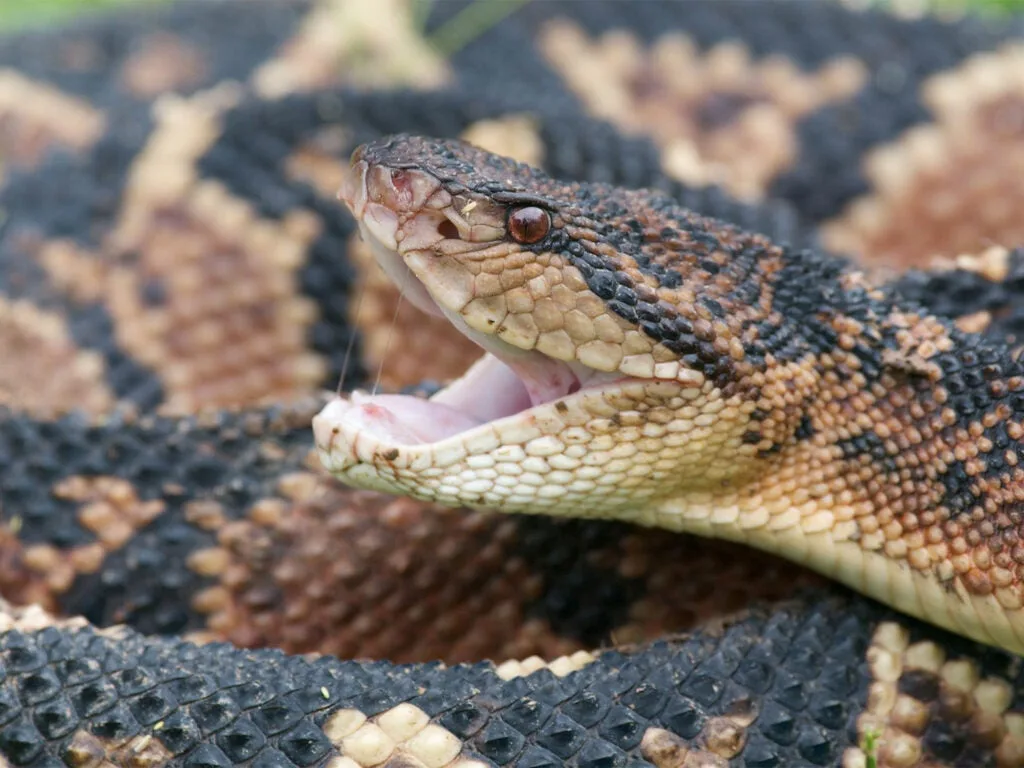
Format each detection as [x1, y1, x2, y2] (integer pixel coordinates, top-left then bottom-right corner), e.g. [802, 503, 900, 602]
[315, 134, 1024, 655]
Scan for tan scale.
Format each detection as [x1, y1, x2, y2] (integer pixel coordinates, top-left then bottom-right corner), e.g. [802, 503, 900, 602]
[493, 649, 595, 680]
[639, 698, 758, 767]
[0, 526, 64, 615]
[537, 20, 865, 199]
[252, 0, 448, 97]
[62, 730, 175, 768]
[0, 599, 94, 635]
[459, 115, 545, 171]
[843, 622, 1024, 768]
[823, 45, 1024, 270]
[1, 476, 160, 612]
[286, 126, 354, 200]
[323, 703, 485, 768]
[37, 87, 327, 414]
[0, 297, 114, 417]
[0, 69, 106, 182]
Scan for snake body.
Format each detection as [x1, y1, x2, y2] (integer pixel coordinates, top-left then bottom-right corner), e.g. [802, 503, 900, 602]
[3, 2, 1024, 767]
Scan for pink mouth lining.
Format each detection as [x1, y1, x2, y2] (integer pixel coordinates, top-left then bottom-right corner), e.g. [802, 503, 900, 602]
[319, 352, 587, 448]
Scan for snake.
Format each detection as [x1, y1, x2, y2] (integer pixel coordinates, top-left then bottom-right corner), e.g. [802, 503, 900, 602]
[3, 1, 1024, 766]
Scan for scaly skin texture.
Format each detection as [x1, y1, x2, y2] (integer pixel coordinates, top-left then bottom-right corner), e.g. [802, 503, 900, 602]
[318, 135, 1024, 656]
[5, 2, 1024, 766]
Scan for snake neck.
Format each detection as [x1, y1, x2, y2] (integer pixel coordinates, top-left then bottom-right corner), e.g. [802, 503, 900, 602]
[648, 243, 1024, 652]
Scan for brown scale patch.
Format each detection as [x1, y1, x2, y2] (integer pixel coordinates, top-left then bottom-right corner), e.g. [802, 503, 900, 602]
[37, 88, 327, 413]
[185, 471, 584, 663]
[538, 20, 865, 199]
[0, 297, 114, 417]
[252, 0, 448, 97]
[609, 531, 824, 645]
[0, 69, 106, 181]
[823, 45, 1024, 270]
[640, 698, 757, 767]
[346, 231, 482, 391]
[119, 32, 207, 98]
[843, 622, 1024, 767]
[0, 521, 56, 613]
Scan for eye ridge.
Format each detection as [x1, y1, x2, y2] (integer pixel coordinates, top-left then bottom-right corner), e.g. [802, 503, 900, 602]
[507, 206, 551, 245]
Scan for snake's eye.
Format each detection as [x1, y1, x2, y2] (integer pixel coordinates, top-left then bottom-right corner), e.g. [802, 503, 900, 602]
[508, 206, 550, 244]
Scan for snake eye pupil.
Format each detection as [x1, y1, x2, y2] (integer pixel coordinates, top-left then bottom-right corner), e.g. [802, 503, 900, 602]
[508, 206, 550, 244]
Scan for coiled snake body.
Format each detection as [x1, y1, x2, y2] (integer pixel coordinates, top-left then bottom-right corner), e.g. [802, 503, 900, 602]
[2, 2, 1024, 767]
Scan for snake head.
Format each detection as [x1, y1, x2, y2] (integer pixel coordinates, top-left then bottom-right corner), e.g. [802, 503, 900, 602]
[316, 135, 782, 518]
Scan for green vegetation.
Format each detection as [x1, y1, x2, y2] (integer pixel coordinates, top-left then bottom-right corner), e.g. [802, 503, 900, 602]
[870, 0, 1024, 14]
[861, 726, 881, 768]
[1, 0, 1023, 34]
[0, 0, 168, 30]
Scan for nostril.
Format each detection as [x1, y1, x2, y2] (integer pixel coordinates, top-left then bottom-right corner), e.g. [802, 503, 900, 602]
[390, 169, 413, 205]
[437, 219, 460, 239]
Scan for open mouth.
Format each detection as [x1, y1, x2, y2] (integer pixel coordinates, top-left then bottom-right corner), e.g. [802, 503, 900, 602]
[313, 152, 624, 463]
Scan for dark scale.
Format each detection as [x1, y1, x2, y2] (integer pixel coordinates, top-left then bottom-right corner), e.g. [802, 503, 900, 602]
[0, 402, 326, 636]
[513, 517, 643, 648]
[0, 591, 1009, 766]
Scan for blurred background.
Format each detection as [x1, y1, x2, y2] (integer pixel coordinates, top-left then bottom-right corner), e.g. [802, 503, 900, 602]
[1, 0, 1024, 32]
